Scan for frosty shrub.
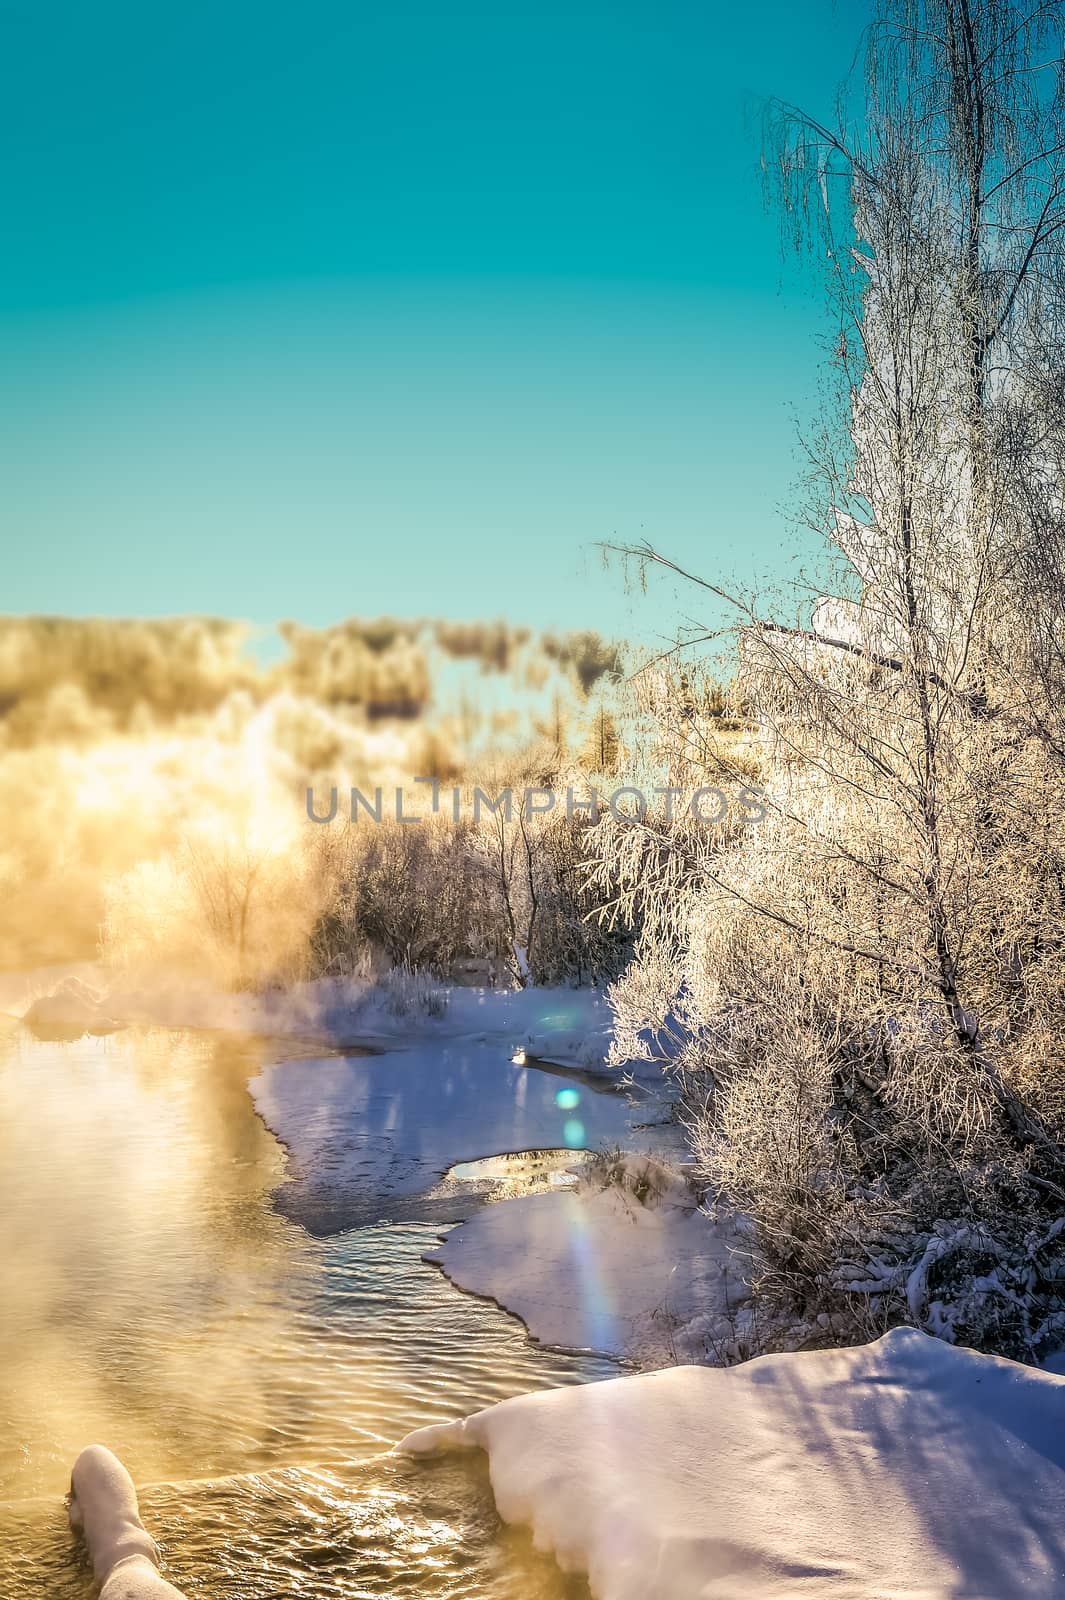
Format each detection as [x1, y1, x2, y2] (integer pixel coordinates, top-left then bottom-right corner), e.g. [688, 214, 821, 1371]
[307, 783, 635, 989]
[376, 966, 450, 1020]
[313, 815, 505, 978]
[102, 831, 331, 991]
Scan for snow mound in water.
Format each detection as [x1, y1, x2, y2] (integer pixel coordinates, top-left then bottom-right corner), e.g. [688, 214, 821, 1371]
[21, 976, 118, 1038]
[398, 1327, 1065, 1599]
[69, 1444, 187, 1597]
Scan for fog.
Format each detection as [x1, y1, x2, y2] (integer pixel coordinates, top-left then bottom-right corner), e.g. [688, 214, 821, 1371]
[0, 615, 623, 975]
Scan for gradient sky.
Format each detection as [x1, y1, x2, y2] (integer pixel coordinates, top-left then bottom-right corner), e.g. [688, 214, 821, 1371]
[1, 1, 858, 645]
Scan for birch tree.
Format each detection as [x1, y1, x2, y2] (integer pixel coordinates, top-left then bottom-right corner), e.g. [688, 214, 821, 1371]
[598, 0, 1065, 1355]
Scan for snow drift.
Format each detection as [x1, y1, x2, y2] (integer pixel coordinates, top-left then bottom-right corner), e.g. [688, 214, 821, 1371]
[399, 1327, 1065, 1599]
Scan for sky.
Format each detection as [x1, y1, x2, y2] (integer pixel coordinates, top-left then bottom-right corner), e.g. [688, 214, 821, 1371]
[1, 1, 859, 646]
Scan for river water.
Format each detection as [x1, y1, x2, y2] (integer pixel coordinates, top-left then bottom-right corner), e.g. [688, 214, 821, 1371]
[0, 1021, 640, 1597]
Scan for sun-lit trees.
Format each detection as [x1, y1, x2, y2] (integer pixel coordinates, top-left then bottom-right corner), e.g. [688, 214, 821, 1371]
[598, 0, 1065, 1356]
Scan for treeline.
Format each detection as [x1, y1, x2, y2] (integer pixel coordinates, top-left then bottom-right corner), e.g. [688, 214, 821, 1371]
[0, 612, 647, 969]
[0, 615, 625, 746]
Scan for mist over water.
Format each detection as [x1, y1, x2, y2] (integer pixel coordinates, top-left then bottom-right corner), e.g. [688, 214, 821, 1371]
[0, 615, 627, 973]
[0, 1027, 610, 1597]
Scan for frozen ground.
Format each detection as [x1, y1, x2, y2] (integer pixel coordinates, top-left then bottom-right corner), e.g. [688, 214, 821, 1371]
[427, 1156, 748, 1365]
[400, 1326, 1065, 1600]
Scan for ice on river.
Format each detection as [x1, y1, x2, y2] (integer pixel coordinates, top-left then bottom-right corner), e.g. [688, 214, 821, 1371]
[427, 1155, 748, 1364]
[250, 1037, 639, 1234]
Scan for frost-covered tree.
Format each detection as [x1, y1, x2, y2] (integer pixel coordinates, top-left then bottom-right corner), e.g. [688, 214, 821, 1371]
[599, 0, 1065, 1356]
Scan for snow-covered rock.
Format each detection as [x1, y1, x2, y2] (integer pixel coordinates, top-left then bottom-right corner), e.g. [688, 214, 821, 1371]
[21, 976, 118, 1038]
[68, 1445, 186, 1598]
[399, 1327, 1065, 1599]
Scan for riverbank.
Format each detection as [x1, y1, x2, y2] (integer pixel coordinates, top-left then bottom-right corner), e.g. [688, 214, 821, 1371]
[6, 965, 740, 1362]
[399, 1327, 1065, 1600]
[427, 1154, 750, 1366]
[4, 964, 634, 1071]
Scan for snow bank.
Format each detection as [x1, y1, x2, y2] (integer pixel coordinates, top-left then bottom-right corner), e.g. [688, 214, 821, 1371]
[399, 1327, 1065, 1599]
[68, 1445, 186, 1598]
[428, 1157, 747, 1364]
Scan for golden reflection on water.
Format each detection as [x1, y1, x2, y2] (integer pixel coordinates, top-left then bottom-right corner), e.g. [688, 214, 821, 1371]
[3, 1456, 592, 1598]
[0, 1027, 309, 1499]
[0, 1026, 602, 1598]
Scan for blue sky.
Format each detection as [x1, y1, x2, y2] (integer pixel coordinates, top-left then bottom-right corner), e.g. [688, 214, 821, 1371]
[1, 1, 858, 645]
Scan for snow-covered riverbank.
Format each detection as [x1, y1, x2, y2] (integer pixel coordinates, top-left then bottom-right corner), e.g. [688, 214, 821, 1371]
[427, 1155, 749, 1365]
[7, 966, 738, 1359]
[400, 1326, 1065, 1600]
[5, 965, 632, 1072]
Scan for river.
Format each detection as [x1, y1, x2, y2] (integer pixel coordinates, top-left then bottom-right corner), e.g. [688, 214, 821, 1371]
[0, 1020, 646, 1597]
